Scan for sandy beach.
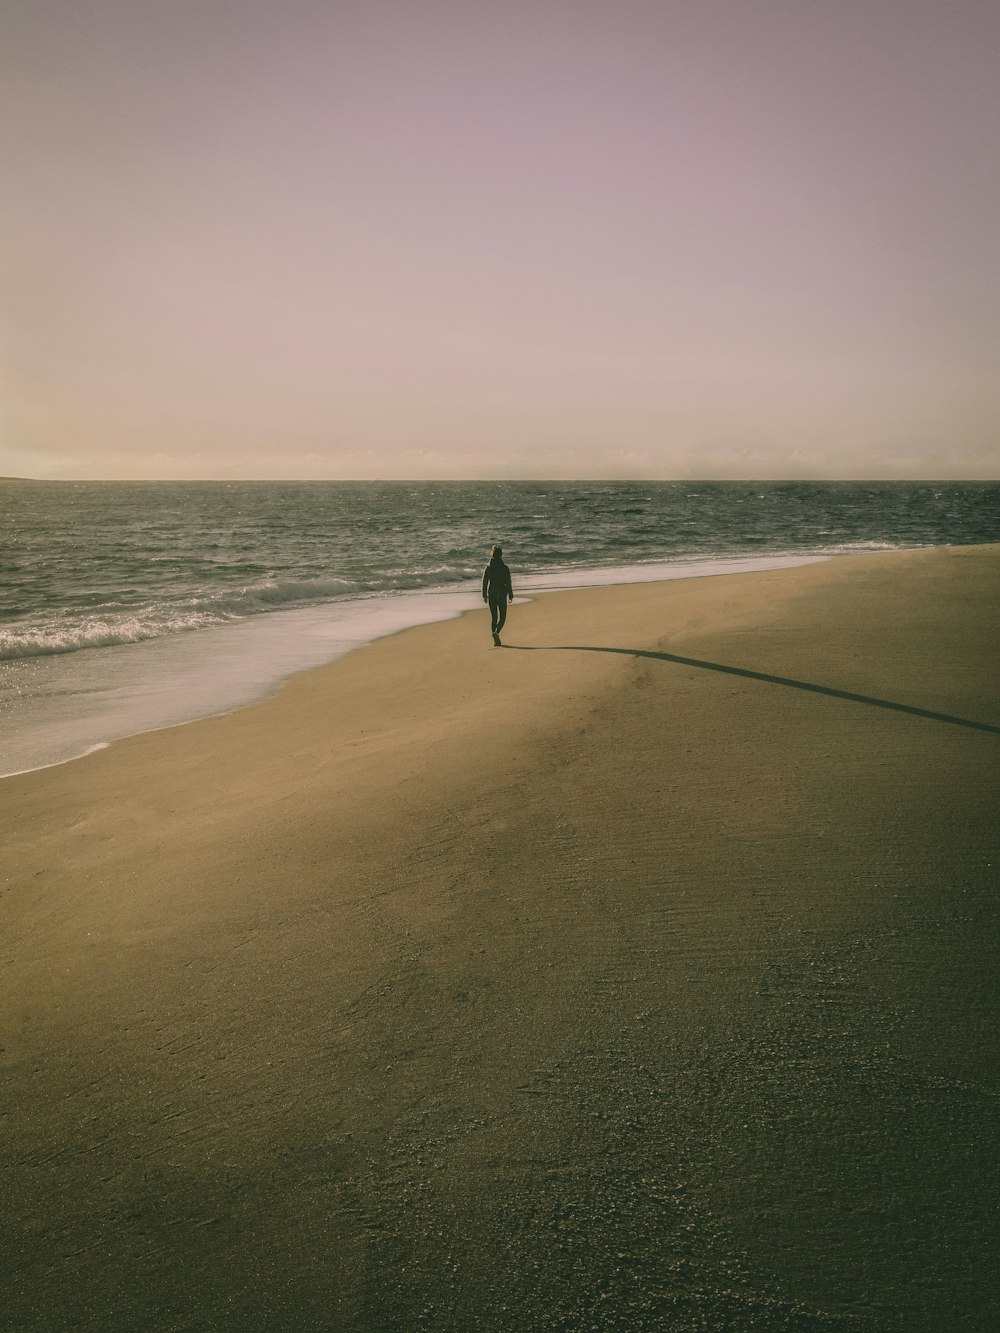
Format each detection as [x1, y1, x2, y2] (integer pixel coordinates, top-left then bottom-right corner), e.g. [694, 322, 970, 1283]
[2, 545, 998, 1330]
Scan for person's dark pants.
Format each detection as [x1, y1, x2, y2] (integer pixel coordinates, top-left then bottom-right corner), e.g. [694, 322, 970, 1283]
[489, 598, 507, 636]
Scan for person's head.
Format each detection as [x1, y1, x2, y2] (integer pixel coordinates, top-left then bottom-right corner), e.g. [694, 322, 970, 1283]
[490, 544, 503, 560]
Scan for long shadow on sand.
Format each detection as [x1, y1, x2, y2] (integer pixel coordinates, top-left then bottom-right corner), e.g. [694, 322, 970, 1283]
[502, 644, 1000, 735]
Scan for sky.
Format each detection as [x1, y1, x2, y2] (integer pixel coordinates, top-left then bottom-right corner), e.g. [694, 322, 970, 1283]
[2, 0, 998, 480]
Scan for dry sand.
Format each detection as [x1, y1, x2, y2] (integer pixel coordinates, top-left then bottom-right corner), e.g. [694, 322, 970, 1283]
[2, 545, 998, 1331]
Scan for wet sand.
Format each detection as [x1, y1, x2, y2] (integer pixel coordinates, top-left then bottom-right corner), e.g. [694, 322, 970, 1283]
[2, 545, 999, 1330]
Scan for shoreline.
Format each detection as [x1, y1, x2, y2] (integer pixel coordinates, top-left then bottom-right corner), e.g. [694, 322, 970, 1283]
[3, 545, 998, 1329]
[2, 550, 832, 780]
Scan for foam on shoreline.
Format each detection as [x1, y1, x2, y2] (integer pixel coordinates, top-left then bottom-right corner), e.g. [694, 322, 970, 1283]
[1, 552, 827, 778]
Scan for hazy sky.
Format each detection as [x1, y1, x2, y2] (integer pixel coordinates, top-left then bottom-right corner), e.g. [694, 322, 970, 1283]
[3, 0, 998, 479]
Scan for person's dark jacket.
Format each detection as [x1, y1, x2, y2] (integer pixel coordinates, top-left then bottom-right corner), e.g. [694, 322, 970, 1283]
[482, 557, 513, 602]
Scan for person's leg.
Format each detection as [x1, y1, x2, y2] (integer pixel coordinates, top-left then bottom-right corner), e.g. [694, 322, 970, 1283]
[495, 598, 507, 633]
[489, 600, 501, 634]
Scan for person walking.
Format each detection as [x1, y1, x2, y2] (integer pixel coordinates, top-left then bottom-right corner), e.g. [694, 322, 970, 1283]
[482, 544, 513, 646]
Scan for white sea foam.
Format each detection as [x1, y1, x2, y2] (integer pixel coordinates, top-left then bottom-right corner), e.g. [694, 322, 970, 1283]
[0, 586, 479, 776]
[0, 570, 483, 660]
[0, 611, 224, 660]
[0, 554, 831, 778]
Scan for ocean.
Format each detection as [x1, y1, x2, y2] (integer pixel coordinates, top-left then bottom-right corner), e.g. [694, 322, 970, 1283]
[2, 479, 998, 777]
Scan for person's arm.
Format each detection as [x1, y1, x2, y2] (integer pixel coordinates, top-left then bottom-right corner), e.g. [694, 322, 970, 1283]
[482, 566, 489, 601]
[506, 566, 513, 601]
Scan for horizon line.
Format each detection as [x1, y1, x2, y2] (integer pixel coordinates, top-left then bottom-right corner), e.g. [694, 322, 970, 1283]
[3, 476, 999, 485]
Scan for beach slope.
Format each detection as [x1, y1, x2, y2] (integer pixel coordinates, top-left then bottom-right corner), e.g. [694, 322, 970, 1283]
[2, 545, 998, 1330]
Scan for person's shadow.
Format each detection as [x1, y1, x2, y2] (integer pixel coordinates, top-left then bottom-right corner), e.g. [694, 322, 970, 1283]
[501, 644, 1000, 735]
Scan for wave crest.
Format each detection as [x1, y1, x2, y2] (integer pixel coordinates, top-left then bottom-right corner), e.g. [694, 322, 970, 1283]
[0, 567, 474, 661]
[0, 611, 226, 660]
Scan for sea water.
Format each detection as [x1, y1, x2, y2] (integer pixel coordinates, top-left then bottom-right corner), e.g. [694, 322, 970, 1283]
[2, 480, 998, 776]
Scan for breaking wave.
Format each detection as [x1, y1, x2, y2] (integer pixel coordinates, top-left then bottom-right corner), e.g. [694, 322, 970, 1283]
[0, 568, 473, 661]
